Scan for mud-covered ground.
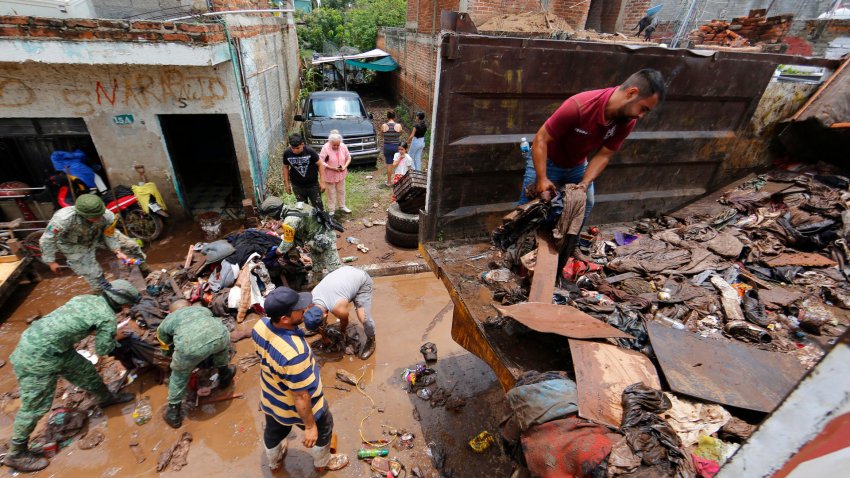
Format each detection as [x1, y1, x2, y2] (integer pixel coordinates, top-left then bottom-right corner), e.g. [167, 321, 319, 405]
[0, 270, 512, 477]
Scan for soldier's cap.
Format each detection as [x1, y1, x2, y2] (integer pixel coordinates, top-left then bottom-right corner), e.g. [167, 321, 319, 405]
[265, 287, 312, 320]
[75, 194, 106, 218]
[103, 279, 141, 305]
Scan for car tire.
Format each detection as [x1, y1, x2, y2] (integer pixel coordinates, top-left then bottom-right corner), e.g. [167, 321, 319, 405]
[385, 223, 419, 249]
[387, 202, 419, 234]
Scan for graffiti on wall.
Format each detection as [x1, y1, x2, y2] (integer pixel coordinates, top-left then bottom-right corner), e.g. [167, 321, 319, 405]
[0, 69, 228, 115]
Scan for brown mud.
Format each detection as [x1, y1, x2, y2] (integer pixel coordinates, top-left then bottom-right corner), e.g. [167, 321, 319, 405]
[0, 273, 511, 477]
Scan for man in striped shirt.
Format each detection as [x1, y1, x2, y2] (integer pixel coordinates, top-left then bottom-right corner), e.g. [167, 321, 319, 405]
[252, 287, 349, 472]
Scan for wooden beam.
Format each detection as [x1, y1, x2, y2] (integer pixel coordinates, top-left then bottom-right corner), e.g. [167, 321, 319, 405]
[528, 231, 558, 303]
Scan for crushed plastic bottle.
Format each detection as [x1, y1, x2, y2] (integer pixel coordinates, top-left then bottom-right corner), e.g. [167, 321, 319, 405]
[132, 396, 152, 425]
[481, 268, 512, 284]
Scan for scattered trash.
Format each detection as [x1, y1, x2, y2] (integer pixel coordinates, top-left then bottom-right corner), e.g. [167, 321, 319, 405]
[366, 176, 373, 180]
[157, 431, 193, 472]
[416, 388, 432, 400]
[77, 429, 105, 450]
[357, 448, 389, 459]
[336, 369, 359, 386]
[362, 218, 374, 228]
[468, 431, 495, 453]
[346, 236, 359, 244]
[480, 268, 512, 284]
[357, 244, 370, 253]
[372, 219, 386, 226]
[342, 256, 358, 263]
[420, 342, 438, 362]
[129, 430, 146, 464]
[330, 385, 351, 392]
[132, 396, 152, 425]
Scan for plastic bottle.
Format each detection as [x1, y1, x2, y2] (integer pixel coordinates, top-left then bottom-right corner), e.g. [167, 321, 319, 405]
[656, 314, 686, 330]
[519, 137, 531, 162]
[132, 396, 152, 425]
[342, 256, 357, 263]
[357, 448, 389, 459]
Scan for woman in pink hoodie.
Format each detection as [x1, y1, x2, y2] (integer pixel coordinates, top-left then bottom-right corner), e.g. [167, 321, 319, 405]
[319, 130, 352, 215]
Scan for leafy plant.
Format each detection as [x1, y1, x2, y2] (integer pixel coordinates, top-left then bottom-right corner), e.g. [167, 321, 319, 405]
[296, 0, 405, 53]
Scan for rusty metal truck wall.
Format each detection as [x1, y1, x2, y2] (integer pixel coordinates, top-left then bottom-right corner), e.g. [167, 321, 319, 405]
[422, 34, 837, 242]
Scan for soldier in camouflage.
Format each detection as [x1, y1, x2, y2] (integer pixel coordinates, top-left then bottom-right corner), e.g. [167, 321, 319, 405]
[276, 204, 341, 282]
[157, 304, 235, 428]
[40, 194, 147, 291]
[5, 280, 141, 473]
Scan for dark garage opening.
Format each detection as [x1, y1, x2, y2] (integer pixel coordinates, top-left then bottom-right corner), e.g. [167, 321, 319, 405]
[159, 114, 243, 216]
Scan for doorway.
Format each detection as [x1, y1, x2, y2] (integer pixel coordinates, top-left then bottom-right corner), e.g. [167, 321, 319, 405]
[159, 114, 243, 216]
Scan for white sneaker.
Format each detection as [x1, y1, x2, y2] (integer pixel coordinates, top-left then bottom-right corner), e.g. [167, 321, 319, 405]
[328, 211, 335, 216]
[341, 206, 352, 213]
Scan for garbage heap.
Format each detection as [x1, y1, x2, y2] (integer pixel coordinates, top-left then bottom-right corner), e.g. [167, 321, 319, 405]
[488, 165, 849, 477]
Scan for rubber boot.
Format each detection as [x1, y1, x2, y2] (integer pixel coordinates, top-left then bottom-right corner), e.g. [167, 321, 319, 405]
[4, 439, 49, 472]
[358, 335, 376, 360]
[217, 365, 236, 389]
[98, 391, 135, 408]
[264, 440, 288, 472]
[164, 403, 183, 429]
[310, 444, 349, 471]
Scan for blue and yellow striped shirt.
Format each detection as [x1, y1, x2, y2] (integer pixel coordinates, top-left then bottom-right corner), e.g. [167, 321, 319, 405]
[252, 318, 326, 425]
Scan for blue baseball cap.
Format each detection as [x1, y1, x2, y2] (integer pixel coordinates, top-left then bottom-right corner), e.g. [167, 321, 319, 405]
[304, 306, 325, 331]
[265, 288, 312, 319]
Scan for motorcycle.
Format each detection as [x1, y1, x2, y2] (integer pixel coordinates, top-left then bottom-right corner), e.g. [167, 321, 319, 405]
[47, 172, 167, 242]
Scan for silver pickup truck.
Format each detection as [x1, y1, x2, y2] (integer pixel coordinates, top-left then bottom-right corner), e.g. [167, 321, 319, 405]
[293, 91, 379, 166]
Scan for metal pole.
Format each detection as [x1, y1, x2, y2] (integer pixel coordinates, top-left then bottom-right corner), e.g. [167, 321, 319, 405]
[671, 0, 699, 48]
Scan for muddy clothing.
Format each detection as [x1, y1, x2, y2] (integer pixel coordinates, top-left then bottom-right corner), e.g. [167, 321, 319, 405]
[311, 266, 375, 337]
[279, 206, 341, 278]
[9, 295, 118, 441]
[157, 306, 231, 405]
[40, 206, 146, 290]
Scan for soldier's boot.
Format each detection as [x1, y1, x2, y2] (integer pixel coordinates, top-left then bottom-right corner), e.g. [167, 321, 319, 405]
[218, 366, 236, 389]
[164, 403, 183, 429]
[264, 440, 288, 471]
[98, 391, 135, 408]
[4, 439, 49, 472]
[358, 335, 376, 360]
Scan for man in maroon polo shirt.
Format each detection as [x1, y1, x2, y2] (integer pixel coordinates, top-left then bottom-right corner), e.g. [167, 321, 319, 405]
[518, 69, 666, 224]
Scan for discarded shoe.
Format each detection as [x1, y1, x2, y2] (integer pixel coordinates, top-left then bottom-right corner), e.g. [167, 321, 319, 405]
[218, 365, 236, 389]
[98, 391, 135, 408]
[164, 403, 183, 429]
[420, 342, 438, 363]
[743, 290, 769, 327]
[318, 453, 350, 471]
[359, 336, 376, 360]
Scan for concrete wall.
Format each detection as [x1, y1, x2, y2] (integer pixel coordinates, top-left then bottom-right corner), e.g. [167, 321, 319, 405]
[654, 0, 834, 24]
[91, 0, 200, 19]
[0, 61, 251, 216]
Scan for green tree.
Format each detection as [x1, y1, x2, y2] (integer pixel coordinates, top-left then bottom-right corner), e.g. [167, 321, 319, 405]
[296, 7, 348, 50]
[345, 0, 406, 51]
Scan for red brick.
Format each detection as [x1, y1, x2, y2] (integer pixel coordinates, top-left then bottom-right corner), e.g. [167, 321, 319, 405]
[65, 30, 98, 40]
[31, 18, 64, 27]
[0, 15, 30, 25]
[96, 30, 133, 41]
[132, 32, 161, 41]
[98, 19, 129, 29]
[66, 19, 98, 28]
[177, 22, 212, 33]
[0, 25, 24, 36]
[131, 21, 164, 31]
[162, 32, 191, 42]
[162, 21, 175, 30]
[28, 26, 64, 38]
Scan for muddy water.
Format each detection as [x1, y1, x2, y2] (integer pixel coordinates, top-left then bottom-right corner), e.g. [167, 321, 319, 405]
[0, 273, 512, 477]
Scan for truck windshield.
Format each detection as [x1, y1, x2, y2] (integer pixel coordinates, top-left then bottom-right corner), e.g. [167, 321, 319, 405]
[309, 97, 365, 118]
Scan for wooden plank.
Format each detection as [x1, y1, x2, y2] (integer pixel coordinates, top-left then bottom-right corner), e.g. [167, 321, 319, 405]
[647, 322, 805, 412]
[495, 303, 633, 339]
[570, 339, 661, 428]
[528, 232, 557, 303]
[0, 257, 31, 310]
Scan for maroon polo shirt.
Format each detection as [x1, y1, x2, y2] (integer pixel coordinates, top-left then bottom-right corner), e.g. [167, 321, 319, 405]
[544, 87, 636, 168]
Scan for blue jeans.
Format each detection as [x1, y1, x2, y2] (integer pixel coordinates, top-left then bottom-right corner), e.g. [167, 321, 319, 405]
[519, 158, 595, 224]
[409, 137, 425, 171]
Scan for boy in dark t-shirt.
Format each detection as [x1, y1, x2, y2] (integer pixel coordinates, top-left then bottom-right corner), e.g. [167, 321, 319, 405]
[283, 134, 325, 211]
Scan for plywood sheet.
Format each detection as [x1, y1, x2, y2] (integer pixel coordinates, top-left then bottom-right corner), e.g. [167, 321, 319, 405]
[496, 302, 633, 339]
[766, 252, 836, 267]
[528, 232, 557, 303]
[648, 322, 806, 412]
[569, 339, 660, 428]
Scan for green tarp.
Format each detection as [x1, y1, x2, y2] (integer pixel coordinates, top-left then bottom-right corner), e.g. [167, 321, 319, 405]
[344, 56, 398, 72]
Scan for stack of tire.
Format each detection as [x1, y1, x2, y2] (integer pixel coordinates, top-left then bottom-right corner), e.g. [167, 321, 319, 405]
[386, 203, 419, 248]
[386, 171, 426, 249]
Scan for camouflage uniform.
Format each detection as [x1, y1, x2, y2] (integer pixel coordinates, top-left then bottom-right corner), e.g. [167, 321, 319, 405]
[280, 206, 341, 280]
[9, 295, 119, 442]
[40, 206, 146, 291]
[157, 306, 231, 405]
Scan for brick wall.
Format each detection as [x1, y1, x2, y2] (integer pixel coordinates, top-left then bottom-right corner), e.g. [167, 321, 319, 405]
[0, 15, 283, 43]
[470, 0, 543, 24]
[378, 27, 437, 115]
[550, 0, 591, 30]
[619, 0, 649, 32]
[417, 0, 460, 35]
[210, 0, 268, 11]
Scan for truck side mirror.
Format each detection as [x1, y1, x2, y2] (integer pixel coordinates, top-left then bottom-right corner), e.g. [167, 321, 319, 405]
[368, 112, 374, 119]
[294, 114, 305, 122]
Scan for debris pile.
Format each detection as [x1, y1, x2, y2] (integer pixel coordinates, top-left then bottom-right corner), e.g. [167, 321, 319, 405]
[488, 164, 850, 475]
[689, 9, 793, 48]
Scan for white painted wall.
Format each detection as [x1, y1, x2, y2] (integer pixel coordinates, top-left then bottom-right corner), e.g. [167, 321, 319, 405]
[0, 0, 95, 18]
[0, 61, 252, 215]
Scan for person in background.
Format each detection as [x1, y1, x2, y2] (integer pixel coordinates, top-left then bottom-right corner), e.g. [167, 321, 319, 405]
[518, 69, 666, 225]
[381, 111, 403, 187]
[406, 111, 427, 171]
[390, 142, 413, 201]
[252, 287, 349, 473]
[319, 130, 352, 216]
[283, 134, 325, 211]
[5, 280, 140, 472]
